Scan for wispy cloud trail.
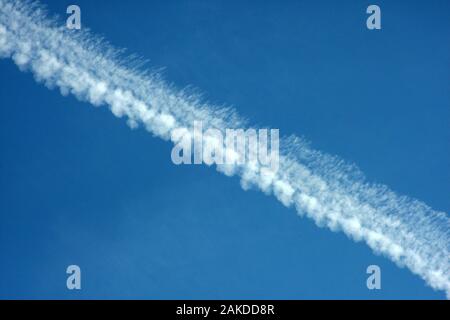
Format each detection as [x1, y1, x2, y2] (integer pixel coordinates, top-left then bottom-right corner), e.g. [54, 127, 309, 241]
[0, 0, 448, 297]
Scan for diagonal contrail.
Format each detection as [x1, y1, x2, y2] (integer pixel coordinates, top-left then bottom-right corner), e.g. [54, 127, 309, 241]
[0, 0, 448, 297]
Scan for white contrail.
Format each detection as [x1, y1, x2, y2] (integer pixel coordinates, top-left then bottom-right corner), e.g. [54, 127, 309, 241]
[0, 0, 448, 297]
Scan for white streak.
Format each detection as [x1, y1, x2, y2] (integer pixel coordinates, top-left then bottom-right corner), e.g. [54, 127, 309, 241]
[0, 0, 448, 297]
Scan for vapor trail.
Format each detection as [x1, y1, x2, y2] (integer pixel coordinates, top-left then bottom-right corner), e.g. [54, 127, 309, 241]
[0, 0, 448, 297]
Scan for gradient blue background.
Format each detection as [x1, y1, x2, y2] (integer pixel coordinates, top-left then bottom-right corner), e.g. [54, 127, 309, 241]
[0, 0, 448, 299]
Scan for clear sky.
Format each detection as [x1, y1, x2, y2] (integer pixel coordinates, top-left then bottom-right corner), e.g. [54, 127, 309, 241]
[0, 0, 448, 299]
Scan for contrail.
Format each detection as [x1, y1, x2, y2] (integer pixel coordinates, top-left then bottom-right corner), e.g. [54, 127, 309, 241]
[0, 0, 448, 297]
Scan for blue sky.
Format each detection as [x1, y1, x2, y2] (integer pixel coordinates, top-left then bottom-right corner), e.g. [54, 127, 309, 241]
[0, 0, 449, 299]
